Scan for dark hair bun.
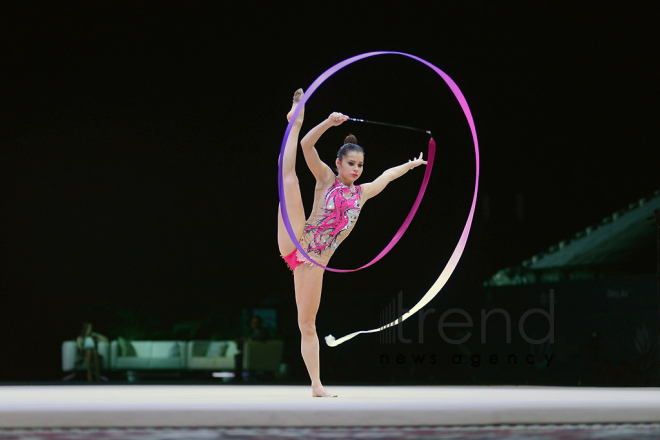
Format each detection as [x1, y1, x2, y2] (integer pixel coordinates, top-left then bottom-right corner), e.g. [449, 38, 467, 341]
[344, 134, 358, 145]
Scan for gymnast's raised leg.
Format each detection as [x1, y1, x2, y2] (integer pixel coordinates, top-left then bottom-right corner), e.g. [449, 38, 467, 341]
[277, 90, 336, 397]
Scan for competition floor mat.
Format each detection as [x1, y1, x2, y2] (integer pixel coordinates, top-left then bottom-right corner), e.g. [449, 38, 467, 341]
[1, 385, 659, 429]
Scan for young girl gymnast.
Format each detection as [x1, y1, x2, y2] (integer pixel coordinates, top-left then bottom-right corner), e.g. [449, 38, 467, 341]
[277, 89, 427, 397]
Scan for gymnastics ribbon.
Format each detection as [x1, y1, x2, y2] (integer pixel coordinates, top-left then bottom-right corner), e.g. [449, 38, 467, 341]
[278, 52, 479, 347]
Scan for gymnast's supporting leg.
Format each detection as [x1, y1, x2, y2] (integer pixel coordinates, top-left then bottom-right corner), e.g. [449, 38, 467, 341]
[295, 263, 336, 397]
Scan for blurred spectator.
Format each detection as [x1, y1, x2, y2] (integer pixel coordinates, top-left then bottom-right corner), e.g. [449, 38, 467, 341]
[76, 322, 109, 382]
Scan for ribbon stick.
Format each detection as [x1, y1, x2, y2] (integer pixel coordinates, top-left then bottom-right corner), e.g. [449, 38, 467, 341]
[349, 117, 432, 136]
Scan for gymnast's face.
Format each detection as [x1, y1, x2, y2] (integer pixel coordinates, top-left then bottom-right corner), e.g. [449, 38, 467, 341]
[336, 151, 364, 184]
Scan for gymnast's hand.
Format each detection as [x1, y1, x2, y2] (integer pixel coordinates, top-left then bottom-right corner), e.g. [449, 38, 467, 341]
[327, 112, 349, 126]
[408, 152, 428, 168]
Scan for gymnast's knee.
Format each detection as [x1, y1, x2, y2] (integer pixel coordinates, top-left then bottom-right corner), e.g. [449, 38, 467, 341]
[298, 320, 316, 336]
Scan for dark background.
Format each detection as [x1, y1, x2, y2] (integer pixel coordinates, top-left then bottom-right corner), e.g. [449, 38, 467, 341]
[2, 1, 658, 383]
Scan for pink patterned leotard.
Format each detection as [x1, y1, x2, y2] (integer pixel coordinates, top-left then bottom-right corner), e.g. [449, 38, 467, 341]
[282, 176, 367, 271]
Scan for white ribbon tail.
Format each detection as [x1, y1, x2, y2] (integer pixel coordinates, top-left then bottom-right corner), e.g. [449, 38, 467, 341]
[325, 181, 478, 347]
[324, 317, 408, 347]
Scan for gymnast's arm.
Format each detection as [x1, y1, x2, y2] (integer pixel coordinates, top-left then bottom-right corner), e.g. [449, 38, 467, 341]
[362, 152, 428, 200]
[300, 112, 349, 186]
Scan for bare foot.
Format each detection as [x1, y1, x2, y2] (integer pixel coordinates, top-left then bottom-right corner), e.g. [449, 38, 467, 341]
[312, 386, 337, 398]
[286, 88, 304, 123]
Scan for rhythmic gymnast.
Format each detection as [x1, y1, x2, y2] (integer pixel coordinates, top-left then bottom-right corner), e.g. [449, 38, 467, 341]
[277, 89, 428, 397]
